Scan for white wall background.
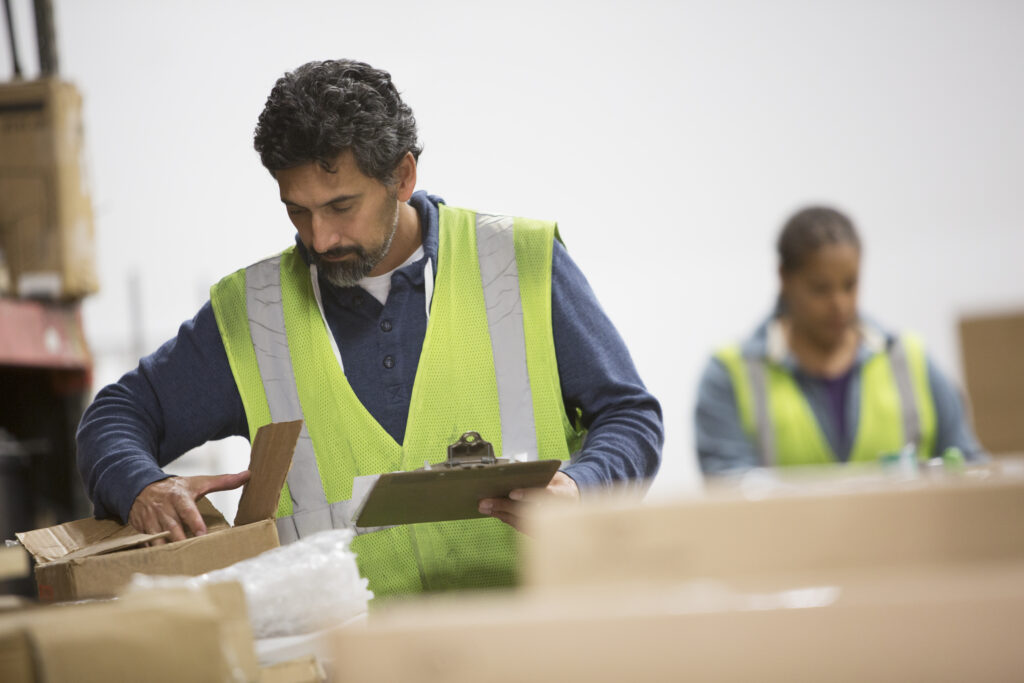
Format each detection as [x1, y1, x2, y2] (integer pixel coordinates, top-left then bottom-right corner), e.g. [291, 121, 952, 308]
[4, 0, 1022, 514]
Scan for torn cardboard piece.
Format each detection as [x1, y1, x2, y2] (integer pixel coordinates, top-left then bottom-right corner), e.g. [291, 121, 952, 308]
[16, 420, 301, 602]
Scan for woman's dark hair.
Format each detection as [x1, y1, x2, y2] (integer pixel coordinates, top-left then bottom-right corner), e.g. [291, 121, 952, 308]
[253, 59, 422, 183]
[777, 206, 861, 273]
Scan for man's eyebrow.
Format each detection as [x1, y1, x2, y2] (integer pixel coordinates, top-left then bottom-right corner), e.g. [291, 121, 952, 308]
[280, 193, 361, 208]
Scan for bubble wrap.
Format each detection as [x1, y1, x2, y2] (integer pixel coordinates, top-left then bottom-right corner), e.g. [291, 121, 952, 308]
[130, 528, 372, 639]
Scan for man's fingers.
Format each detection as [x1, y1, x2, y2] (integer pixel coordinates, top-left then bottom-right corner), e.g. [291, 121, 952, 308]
[143, 516, 169, 547]
[172, 495, 208, 538]
[190, 470, 251, 498]
[478, 497, 512, 516]
[507, 488, 539, 502]
[490, 510, 521, 531]
[140, 506, 176, 545]
[128, 473, 248, 547]
[158, 513, 188, 543]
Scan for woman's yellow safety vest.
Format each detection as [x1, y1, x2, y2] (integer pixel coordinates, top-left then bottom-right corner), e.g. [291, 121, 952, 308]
[715, 334, 936, 465]
[209, 205, 582, 598]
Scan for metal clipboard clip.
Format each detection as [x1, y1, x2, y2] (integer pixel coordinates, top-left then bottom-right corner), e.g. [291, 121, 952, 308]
[420, 431, 510, 471]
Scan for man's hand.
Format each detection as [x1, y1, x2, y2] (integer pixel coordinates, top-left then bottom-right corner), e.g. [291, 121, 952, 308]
[477, 471, 580, 534]
[128, 471, 251, 545]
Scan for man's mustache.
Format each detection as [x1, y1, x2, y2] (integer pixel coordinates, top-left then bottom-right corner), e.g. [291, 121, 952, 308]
[315, 245, 366, 259]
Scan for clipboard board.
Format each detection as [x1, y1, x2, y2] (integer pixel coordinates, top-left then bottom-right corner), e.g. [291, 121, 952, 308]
[353, 432, 561, 527]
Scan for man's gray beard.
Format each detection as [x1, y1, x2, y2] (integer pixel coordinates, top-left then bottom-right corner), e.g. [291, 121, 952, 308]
[316, 201, 399, 288]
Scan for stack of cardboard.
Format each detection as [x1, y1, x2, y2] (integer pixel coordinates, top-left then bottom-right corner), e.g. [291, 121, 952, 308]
[328, 466, 1024, 681]
[0, 79, 97, 299]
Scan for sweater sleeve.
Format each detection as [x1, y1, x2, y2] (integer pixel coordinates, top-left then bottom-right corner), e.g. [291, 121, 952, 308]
[549, 242, 663, 494]
[694, 355, 761, 475]
[76, 301, 249, 522]
[926, 355, 988, 461]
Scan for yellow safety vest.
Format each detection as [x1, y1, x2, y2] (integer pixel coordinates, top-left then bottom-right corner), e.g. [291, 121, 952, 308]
[210, 205, 582, 598]
[716, 334, 936, 465]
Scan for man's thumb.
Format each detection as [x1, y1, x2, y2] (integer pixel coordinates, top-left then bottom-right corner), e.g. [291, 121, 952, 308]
[191, 470, 251, 497]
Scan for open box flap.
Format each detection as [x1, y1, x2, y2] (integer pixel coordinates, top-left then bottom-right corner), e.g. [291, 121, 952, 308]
[234, 420, 301, 526]
[17, 497, 231, 564]
[17, 519, 166, 564]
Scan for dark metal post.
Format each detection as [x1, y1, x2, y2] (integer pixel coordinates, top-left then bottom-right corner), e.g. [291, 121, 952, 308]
[33, 0, 58, 76]
[3, 0, 22, 78]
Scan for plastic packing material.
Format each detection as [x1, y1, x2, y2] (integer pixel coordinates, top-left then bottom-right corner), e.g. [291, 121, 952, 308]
[129, 528, 373, 639]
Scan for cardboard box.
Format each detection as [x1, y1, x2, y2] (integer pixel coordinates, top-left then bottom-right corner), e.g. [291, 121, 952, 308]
[330, 467, 1024, 680]
[0, 581, 260, 683]
[959, 309, 1024, 454]
[259, 656, 326, 683]
[522, 466, 1024, 592]
[0, 545, 29, 581]
[0, 79, 97, 299]
[330, 564, 1024, 682]
[16, 420, 300, 602]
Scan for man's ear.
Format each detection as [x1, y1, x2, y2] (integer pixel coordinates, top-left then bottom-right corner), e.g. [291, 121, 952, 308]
[393, 152, 418, 202]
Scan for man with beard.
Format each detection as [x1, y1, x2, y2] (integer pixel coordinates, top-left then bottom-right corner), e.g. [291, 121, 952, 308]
[76, 59, 663, 597]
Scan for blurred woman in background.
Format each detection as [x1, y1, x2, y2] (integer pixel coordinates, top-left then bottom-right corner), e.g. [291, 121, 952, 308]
[695, 206, 984, 474]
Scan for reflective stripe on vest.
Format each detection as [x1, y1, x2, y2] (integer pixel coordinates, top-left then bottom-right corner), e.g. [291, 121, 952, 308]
[476, 213, 538, 462]
[244, 255, 327, 543]
[245, 213, 546, 542]
[744, 358, 776, 466]
[887, 338, 922, 453]
[718, 336, 936, 465]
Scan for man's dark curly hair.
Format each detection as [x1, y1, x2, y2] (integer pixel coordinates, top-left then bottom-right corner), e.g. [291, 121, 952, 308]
[253, 59, 422, 183]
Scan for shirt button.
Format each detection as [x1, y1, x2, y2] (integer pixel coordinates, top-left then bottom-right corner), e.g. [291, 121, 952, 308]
[383, 355, 395, 369]
[380, 319, 393, 332]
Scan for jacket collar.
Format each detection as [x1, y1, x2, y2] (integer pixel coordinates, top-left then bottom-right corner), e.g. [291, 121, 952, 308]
[745, 314, 893, 372]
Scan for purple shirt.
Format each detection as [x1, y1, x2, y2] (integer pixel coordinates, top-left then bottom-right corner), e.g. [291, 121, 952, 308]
[820, 367, 855, 461]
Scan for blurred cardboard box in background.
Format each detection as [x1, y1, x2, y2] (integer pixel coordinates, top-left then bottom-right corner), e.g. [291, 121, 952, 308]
[960, 309, 1024, 454]
[331, 565, 1024, 683]
[522, 467, 1024, 592]
[328, 467, 1024, 681]
[0, 79, 97, 299]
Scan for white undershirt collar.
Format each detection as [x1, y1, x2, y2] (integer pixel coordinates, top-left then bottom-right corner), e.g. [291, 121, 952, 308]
[308, 245, 433, 376]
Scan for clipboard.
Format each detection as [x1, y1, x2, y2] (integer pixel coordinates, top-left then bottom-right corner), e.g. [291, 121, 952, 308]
[353, 432, 561, 527]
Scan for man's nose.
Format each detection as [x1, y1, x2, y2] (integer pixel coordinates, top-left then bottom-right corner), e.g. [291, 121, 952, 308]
[310, 212, 341, 253]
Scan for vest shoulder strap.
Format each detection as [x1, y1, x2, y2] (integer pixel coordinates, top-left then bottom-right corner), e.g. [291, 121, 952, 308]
[715, 345, 775, 465]
[889, 332, 937, 457]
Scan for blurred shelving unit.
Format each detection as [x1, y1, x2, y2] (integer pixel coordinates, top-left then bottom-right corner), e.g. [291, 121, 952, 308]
[1, 0, 96, 596]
